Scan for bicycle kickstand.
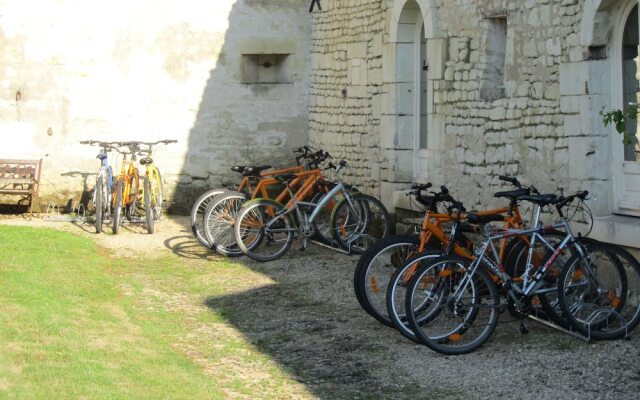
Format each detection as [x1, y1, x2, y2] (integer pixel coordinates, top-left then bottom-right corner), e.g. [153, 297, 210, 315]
[298, 237, 308, 252]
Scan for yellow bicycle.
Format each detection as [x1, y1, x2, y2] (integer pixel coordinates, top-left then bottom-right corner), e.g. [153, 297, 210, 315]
[137, 140, 176, 234]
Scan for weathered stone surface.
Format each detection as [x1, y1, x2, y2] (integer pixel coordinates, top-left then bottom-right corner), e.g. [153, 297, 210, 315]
[0, 0, 311, 211]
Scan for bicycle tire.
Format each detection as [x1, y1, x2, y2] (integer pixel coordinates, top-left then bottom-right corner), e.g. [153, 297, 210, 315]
[190, 188, 229, 247]
[112, 179, 123, 235]
[558, 241, 640, 340]
[144, 176, 154, 234]
[308, 190, 335, 246]
[203, 192, 246, 257]
[330, 194, 390, 254]
[94, 178, 104, 234]
[386, 250, 445, 341]
[503, 231, 571, 326]
[124, 173, 140, 222]
[405, 256, 500, 355]
[353, 235, 420, 326]
[152, 168, 163, 222]
[234, 199, 295, 262]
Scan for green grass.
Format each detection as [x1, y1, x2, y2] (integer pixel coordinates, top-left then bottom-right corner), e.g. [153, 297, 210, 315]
[0, 226, 308, 399]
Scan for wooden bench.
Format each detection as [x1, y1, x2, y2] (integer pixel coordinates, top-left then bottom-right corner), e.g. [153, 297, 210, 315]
[0, 159, 42, 218]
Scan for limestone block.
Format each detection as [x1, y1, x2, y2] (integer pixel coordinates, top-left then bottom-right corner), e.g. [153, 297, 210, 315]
[489, 107, 506, 121]
[347, 42, 368, 59]
[580, 94, 608, 136]
[545, 38, 562, 56]
[381, 181, 405, 211]
[559, 95, 580, 113]
[393, 149, 414, 182]
[427, 113, 445, 150]
[371, 34, 383, 57]
[568, 136, 611, 180]
[585, 60, 611, 96]
[563, 114, 582, 136]
[559, 61, 589, 95]
[382, 43, 396, 83]
[426, 38, 448, 80]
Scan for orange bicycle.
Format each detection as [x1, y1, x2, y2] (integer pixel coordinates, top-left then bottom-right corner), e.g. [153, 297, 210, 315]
[190, 147, 319, 247]
[202, 150, 337, 256]
[354, 177, 532, 337]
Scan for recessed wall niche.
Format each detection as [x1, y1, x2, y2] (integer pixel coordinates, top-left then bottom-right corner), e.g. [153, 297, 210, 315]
[241, 54, 292, 84]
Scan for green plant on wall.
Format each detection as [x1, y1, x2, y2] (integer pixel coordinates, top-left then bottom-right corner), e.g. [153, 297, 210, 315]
[601, 106, 640, 145]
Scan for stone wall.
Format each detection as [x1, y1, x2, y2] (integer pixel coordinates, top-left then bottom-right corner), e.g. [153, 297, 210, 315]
[309, 0, 387, 194]
[308, 0, 623, 218]
[0, 0, 311, 212]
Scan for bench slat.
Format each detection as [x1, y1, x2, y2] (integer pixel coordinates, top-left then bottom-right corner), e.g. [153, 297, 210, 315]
[0, 190, 31, 195]
[0, 179, 36, 184]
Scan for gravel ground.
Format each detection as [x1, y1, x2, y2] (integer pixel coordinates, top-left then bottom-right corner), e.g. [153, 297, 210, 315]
[2, 213, 640, 399]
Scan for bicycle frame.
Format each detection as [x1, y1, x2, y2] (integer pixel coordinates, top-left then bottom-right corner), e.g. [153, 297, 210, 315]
[113, 149, 140, 209]
[456, 206, 588, 302]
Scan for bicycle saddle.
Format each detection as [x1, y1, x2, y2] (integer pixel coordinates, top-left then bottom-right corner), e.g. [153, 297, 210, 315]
[518, 194, 558, 206]
[139, 157, 153, 165]
[242, 165, 272, 177]
[466, 214, 505, 224]
[231, 166, 246, 174]
[494, 188, 530, 199]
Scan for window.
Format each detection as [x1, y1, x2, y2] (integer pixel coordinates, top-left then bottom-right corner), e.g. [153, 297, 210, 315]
[480, 17, 507, 101]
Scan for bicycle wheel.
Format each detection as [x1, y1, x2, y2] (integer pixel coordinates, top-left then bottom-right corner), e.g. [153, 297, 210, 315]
[94, 178, 104, 234]
[234, 199, 295, 262]
[558, 242, 640, 340]
[144, 176, 154, 234]
[151, 168, 163, 222]
[386, 250, 444, 341]
[308, 190, 335, 246]
[405, 256, 500, 355]
[112, 179, 123, 234]
[331, 194, 390, 254]
[504, 231, 571, 326]
[353, 235, 420, 326]
[124, 173, 140, 222]
[190, 188, 229, 248]
[203, 192, 246, 257]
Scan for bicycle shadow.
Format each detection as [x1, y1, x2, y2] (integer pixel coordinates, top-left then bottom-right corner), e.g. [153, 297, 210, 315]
[164, 234, 223, 261]
[60, 170, 96, 212]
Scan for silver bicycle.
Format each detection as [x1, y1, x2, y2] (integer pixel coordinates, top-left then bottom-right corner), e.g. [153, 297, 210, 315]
[80, 140, 117, 233]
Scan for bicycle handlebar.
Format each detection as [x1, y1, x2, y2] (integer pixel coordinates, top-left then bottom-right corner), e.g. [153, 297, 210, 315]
[554, 190, 589, 217]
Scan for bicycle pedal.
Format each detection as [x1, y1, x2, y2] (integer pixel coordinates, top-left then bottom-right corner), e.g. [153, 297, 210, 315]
[519, 322, 529, 335]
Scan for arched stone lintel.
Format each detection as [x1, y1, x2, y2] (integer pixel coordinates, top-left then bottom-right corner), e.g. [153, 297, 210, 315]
[388, 0, 439, 43]
[580, 0, 628, 46]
